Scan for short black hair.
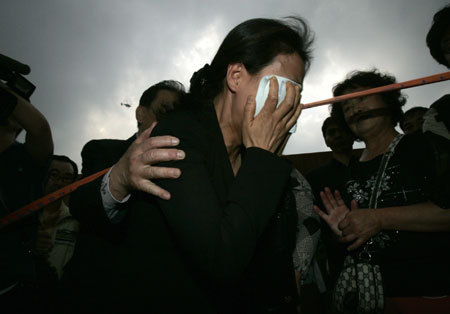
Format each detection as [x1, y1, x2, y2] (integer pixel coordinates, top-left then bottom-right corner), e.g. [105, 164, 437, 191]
[399, 106, 428, 130]
[51, 155, 78, 182]
[189, 17, 314, 104]
[331, 69, 406, 128]
[321, 116, 346, 138]
[426, 5, 450, 67]
[139, 80, 186, 108]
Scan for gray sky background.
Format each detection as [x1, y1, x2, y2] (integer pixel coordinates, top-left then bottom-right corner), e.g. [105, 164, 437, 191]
[1, 0, 449, 169]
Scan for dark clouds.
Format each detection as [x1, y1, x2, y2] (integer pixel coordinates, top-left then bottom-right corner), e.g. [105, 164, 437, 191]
[1, 0, 448, 167]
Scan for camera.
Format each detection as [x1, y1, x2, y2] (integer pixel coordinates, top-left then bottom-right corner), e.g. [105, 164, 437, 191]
[0, 54, 36, 120]
[0, 53, 35, 100]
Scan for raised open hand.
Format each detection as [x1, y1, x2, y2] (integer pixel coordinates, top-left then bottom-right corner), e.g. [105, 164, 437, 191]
[313, 188, 350, 236]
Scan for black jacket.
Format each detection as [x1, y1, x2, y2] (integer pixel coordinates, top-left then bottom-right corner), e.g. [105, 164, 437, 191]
[117, 105, 295, 313]
[64, 105, 296, 313]
[61, 136, 135, 313]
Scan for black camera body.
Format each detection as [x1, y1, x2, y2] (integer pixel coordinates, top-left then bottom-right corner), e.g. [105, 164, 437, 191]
[0, 54, 36, 120]
[0, 53, 35, 100]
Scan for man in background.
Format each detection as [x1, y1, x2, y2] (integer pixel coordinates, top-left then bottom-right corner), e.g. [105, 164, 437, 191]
[305, 115, 355, 313]
[36, 155, 79, 280]
[400, 106, 428, 135]
[62, 80, 186, 313]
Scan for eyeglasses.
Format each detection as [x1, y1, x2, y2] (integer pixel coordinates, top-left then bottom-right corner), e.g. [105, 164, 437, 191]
[48, 171, 75, 184]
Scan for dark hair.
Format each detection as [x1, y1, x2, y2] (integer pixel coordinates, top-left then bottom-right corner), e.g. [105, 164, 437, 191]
[322, 116, 341, 137]
[426, 5, 450, 67]
[189, 17, 314, 104]
[399, 106, 428, 130]
[139, 80, 186, 108]
[331, 69, 407, 128]
[51, 155, 78, 182]
[321, 116, 332, 137]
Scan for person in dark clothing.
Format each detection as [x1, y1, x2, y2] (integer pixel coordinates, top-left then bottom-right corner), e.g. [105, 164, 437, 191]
[315, 69, 450, 313]
[306, 116, 354, 303]
[68, 80, 186, 233]
[425, 5, 450, 140]
[66, 17, 313, 314]
[307, 116, 355, 208]
[0, 81, 53, 312]
[61, 80, 187, 312]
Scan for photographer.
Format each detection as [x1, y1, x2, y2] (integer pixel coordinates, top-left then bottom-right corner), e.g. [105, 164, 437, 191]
[0, 54, 53, 312]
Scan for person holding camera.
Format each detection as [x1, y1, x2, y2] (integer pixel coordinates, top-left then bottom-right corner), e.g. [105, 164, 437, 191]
[0, 56, 53, 312]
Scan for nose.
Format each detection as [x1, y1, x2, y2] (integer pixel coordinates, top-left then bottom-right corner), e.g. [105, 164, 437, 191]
[352, 100, 364, 113]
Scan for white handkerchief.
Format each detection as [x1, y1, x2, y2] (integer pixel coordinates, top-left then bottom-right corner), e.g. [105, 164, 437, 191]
[255, 75, 301, 133]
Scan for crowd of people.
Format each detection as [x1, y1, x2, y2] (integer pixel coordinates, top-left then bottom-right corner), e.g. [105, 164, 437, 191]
[0, 4, 449, 314]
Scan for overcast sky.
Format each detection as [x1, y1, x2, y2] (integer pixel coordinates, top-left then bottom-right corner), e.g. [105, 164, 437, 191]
[1, 0, 449, 169]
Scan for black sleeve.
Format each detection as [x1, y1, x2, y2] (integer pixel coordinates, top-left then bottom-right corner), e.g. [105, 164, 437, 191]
[69, 139, 108, 223]
[423, 133, 450, 209]
[149, 123, 292, 282]
[69, 141, 124, 239]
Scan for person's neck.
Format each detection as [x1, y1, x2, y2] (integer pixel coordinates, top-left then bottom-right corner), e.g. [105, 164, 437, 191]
[360, 127, 398, 161]
[332, 150, 353, 166]
[214, 93, 242, 175]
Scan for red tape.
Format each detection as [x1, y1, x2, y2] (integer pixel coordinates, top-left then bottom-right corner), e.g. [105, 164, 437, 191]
[303, 71, 450, 108]
[1, 71, 449, 229]
[0, 168, 110, 229]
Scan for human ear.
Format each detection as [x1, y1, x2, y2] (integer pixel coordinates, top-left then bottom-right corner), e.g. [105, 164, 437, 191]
[135, 106, 145, 123]
[226, 63, 245, 93]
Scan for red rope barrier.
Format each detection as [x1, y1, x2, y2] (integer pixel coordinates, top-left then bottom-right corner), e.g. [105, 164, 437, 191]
[0, 168, 110, 229]
[1, 71, 449, 229]
[303, 71, 450, 109]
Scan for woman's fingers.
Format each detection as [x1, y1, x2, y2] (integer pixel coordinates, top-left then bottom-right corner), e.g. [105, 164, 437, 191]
[285, 101, 303, 131]
[319, 190, 333, 213]
[285, 85, 302, 127]
[347, 238, 365, 251]
[325, 187, 339, 209]
[260, 77, 279, 113]
[334, 190, 346, 207]
[243, 95, 257, 126]
[313, 205, 329, 220]
[350, 200, 359, 211]
[274, 81, 297, 119]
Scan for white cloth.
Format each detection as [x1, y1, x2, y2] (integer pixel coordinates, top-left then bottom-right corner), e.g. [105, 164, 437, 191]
[255, 75, 302, 133]
[423, 107, 450, 140]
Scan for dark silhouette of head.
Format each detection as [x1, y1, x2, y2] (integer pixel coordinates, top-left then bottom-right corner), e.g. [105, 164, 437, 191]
[136, 80, 186, 133]
[426, 5, 450, 68]
[400, 106, 428, 134]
